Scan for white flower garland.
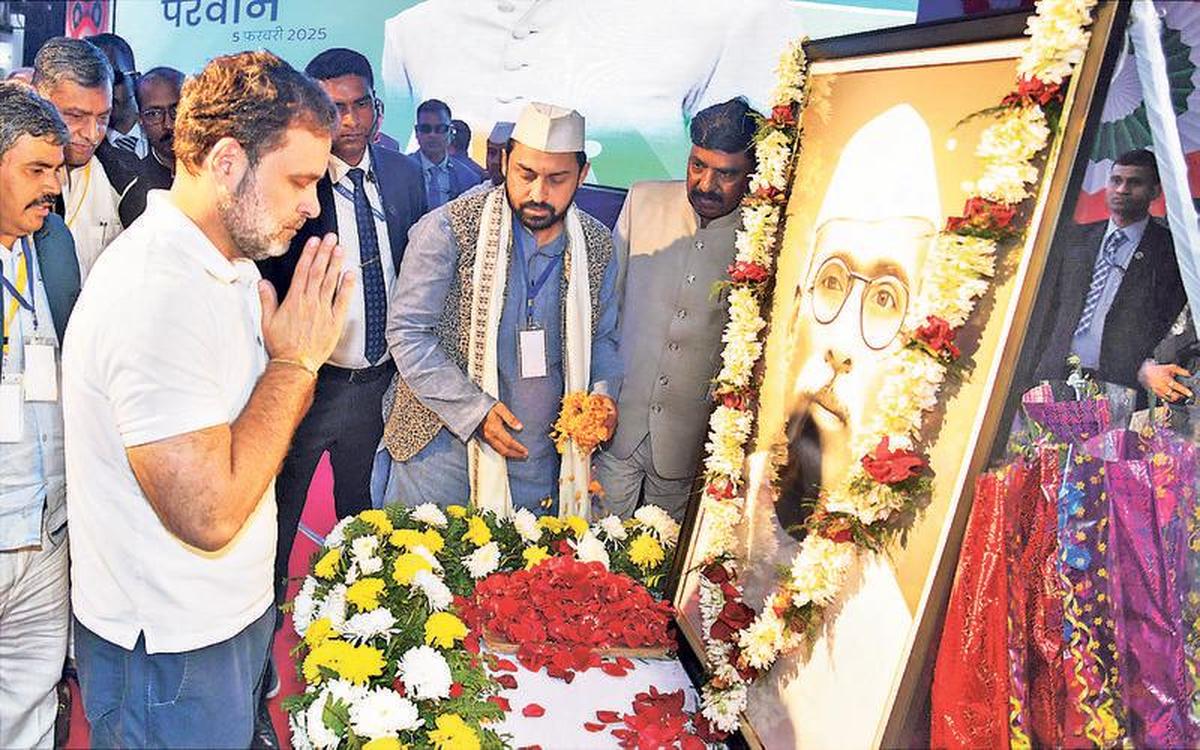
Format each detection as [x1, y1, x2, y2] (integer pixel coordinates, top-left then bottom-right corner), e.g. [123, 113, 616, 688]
[693, 0, 1098, 733]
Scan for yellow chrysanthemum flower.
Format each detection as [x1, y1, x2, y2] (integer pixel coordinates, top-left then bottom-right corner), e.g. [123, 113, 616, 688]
[564, 515, 588, 540]
[389, 528, 425, 550]
[421, 529, 445, 554]
[392, 553, 433, 585]
[346, 577, 386, 611]
[359, 509, 394, 535]
[303, 638, 350, 684]
[304, 617, 334, 649]
[464, 515, 492, 547]
[335, 643, 386, 684]
[537, 516, 565, 534]
[628, 533, 665, 570]
[424, 611, 469, 649]
[446, 505, 469, 519]
[522, 545, 551, 569]
[362, 738, 405, 750]
[314, 548, 342, 579]
[428, 714, 480, 750]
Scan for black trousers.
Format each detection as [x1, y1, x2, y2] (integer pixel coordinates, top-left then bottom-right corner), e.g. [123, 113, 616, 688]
[272, 363, 393, 618]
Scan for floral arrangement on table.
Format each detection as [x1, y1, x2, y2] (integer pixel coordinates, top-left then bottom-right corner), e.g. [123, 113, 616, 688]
[691, 0, 1100, 733]
[286, 502, 681, 750]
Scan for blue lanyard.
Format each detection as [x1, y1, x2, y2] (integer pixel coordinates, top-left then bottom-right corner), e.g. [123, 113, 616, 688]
[1, 238, 37, 342]
[514, 233, 562, 327]
[332, 181, 387, 223]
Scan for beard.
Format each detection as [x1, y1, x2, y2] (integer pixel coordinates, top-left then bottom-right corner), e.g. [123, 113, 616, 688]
[506, 185, 577, 231]
[218, 168, 298, 261]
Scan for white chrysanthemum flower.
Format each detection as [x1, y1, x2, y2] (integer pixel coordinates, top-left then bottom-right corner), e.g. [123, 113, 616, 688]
[351, 535, 383, 577]
[349, 688, 423, 738]
[701, 681, 749, 733]
[324, 517, 354, 549]
[411, 503, 448, 528]
[397, 645, 452, 700]
[304, 697, 339, 749]
[575, 532, 610, 569]
[634, 505, 681, 547]
[319, 584, 348, 632]
[409, 545, 443, 571]
[512, 508, 542, 543]
[737, 612, 785, 671]
[342, 608, 397, 643]
[324, 679, 370, 708]
[412, 569, 453, 611]
[288, 711, 313, 750]
[465, 541, 500, 579]
[788, 536, 855, 608]
[291, 577, 319, 637]
[594, 514, 627, 542]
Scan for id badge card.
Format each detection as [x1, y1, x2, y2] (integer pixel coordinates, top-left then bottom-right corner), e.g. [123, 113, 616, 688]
[0, 376, 23, 443]
[23, 340, 57, 402]
[518, 325, 548, 379]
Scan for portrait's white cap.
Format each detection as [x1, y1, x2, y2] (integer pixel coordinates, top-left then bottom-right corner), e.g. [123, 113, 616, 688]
[512, 102, 585, 153]
[488, 121, 515, 145]
[816, 103, 941, 228]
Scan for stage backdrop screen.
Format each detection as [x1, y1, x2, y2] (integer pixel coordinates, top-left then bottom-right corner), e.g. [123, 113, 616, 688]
[114, 0, 916, 187]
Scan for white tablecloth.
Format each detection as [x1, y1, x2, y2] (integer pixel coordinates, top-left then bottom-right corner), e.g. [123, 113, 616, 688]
[493, 655, 697, 749]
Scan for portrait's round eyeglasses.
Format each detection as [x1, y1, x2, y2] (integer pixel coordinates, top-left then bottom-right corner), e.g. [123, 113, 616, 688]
[807, 256, 909, 350]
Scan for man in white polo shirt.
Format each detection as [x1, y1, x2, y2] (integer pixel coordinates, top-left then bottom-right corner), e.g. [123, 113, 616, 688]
[62, 51, 351, 748]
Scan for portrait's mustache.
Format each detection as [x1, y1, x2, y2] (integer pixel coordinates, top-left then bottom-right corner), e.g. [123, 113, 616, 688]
[810, 381, 849, 424]
[689, 188, 722, 205]
[27, 195, 56, 210]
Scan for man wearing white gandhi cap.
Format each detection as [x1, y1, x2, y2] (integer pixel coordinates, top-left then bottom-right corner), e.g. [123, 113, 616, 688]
[776, 103, 942, 530]
[377, 101, 621, 518]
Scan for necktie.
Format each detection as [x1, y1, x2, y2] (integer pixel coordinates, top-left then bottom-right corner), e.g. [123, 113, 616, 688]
[1074, 228, 1128, 336]
[113, 133, 139, 153]
[427, 165, 447, 209]
[348, 168, 387, 364]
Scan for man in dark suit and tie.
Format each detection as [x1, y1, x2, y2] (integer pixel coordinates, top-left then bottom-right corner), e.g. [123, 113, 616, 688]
[1031, 149, 1188, 401]
[410, 98, 484, 211]
[256, 48, 426, 645]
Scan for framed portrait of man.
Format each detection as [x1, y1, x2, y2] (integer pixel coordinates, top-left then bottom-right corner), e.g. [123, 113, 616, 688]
[669, 4, 1128, 747]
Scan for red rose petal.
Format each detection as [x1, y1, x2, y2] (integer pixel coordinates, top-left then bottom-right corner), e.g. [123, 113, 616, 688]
[494, 658, 518, 672]
[522, 703, 546, 718]
[488, 695, 511, 712]
[615, 656, 634, 670]
[496, 674, 518, 690]
[600, 662, 628, 677]
[596, 710, 622, 724]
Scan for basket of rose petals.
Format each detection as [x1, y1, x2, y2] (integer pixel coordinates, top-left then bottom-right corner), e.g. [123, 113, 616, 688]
[459, 555, 676, 681]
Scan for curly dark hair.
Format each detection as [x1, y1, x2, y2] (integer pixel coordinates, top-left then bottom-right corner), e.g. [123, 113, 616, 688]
[174, 50, 335, 175]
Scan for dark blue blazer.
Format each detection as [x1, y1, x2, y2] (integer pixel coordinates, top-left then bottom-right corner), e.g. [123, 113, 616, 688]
[1031, 218, 1185, 390]
[407, 151, 486, 207]
[1, 214, 80, 378]
[258, 145, 427, 295]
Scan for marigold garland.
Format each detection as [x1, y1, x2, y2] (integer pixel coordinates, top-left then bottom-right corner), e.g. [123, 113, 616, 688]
[692, 0, 1099, 733]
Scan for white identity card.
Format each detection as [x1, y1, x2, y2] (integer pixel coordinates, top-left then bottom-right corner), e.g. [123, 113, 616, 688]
[22, 342, 57, 401]
[518, 328, 548, 379]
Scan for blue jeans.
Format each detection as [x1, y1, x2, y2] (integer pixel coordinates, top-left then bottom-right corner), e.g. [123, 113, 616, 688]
[74, 605, 274, 749]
